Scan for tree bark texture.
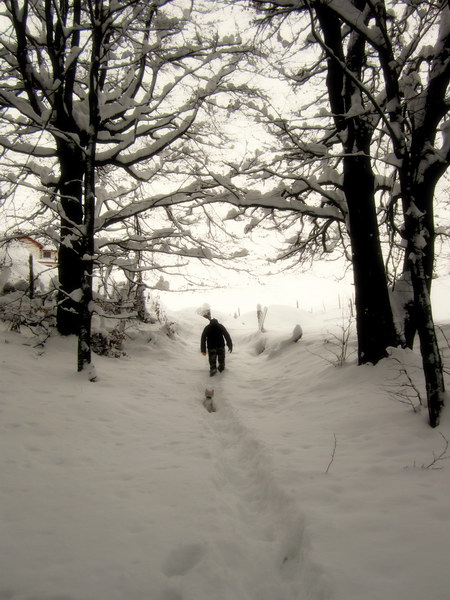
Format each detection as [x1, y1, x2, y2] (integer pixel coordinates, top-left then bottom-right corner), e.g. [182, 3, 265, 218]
[408, 250, 446, 427]
[77, 1, 102, 375]
[402, 186, 446, 427]
[56, 140, 85, 336]
[77, 144, 95, 374]
[343, 153, 399, 364]
[28, 254, 34, 300]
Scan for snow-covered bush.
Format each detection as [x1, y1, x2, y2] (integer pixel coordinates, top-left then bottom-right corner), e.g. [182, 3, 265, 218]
[147, 294, 178, 337]
[0, 290, 57, 332]
[91, 327, 126, 358]
[0, 241, 58, 333]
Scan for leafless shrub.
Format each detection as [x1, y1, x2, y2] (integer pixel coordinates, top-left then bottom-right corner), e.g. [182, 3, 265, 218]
[421, 433, 450, 470]
[387, 355, 424, 413]
[0, 290, 56, 341]
[322, 310, 355, 367]
[406, 433, 450, 470]
[146, 294, 177, 338]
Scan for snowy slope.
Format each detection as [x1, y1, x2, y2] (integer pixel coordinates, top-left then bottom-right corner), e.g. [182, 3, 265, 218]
[0, 281, 449, 600]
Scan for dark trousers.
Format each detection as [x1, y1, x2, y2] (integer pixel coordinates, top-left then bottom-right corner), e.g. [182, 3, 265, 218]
[208, 347, 225, 373]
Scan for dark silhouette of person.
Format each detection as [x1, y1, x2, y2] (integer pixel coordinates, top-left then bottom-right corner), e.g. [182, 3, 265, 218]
[201, 318, 233, 376]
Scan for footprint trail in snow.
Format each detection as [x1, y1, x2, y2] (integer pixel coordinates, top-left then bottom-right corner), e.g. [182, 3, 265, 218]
[160, 339, 328, 600]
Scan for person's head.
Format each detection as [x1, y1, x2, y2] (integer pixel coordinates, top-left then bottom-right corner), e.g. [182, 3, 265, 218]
[210, 318, 219, 325]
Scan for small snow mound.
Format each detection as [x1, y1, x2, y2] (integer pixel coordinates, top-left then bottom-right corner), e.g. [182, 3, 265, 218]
[292, 324, 303, 342]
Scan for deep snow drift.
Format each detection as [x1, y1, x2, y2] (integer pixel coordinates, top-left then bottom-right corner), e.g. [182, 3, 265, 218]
[1, 277, 450, 600]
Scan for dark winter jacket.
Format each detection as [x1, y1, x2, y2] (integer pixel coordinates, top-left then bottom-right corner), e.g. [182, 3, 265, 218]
[201, 319, 233, 353]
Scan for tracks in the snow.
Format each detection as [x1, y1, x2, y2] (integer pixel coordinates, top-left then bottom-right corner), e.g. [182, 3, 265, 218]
[203, 372, 328, 600]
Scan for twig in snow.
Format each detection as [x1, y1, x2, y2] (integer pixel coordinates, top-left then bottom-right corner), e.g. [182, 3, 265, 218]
[436, 325, 450, 350]
[435, 325, 450, 377]
[422, 433, 450, 470]
[387, 356, 423, 412]
[325, 433, 337, 473]
[321, 308, 356, 366]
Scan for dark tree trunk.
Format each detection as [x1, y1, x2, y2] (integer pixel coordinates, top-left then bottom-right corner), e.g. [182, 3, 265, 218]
[343, 153, 399, 364]
[77, 140, 95, 376]
[77, 5, 102, 377]
[402, 295, 417, 350]
[28, 254, 34, 300]
[399, 181, 436, 349]
[56, 140, 84, 336]
[408, 250, 445, 427]
[315, 3, 399, 365]
[402, 176, 445, 427]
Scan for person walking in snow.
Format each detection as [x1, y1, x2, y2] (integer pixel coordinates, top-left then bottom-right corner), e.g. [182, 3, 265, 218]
[201, 318, 233, 376]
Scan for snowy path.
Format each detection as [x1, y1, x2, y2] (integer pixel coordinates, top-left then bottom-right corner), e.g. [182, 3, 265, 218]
[199, 374, 325, 600]
[158, 325, 328, 600]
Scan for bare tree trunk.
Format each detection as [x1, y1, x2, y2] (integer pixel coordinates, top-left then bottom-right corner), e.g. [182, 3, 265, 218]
[343, 153, 399, 364]
[398, 181, 436, 349]
[402, 182, 446, 426]
[77, 2, 102, 377]
[135, 277, 148, 322]
[315, 3, 399, 365]
[132, 215, 149, 322]
[56, 141, 84, 336]
[409, 253, 445, 427]
[28, 254, 34, 300]
[51, 1, 83, 337]
[77, 138, 96, 377]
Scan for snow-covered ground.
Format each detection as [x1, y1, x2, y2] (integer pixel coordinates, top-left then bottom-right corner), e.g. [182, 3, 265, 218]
[1, 276, 450, 600]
